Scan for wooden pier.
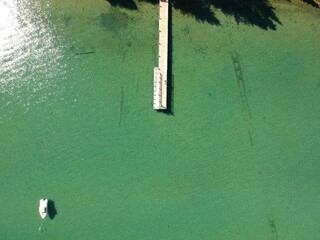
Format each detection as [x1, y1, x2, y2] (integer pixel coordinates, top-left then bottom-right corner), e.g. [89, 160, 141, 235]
[153, 0, 169, 110]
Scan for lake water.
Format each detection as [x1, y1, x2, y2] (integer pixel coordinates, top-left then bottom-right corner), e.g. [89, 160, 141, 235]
[1, 0, 320, 239]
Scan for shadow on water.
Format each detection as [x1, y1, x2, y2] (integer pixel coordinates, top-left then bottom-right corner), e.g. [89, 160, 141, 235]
[106, 0, 288, 30]
[107, 0, 138, 9]
[48, 200, 57, 220]
[304, 0, 320, 8]
[209, 0, 281, 30]
[171, 0, 220, 25]
[163, 0, 174, 115]
[288, 0, 320, 8]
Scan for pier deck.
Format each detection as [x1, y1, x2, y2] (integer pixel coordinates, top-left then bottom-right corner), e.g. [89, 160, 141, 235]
[153, 0, 169, 110]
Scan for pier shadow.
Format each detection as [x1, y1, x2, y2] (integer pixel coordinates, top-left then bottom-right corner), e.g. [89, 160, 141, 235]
[163, 0, 174, 115]
[48, 200, 57, 220]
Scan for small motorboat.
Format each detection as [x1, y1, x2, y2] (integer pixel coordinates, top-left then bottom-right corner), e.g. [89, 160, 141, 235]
[39, 198, 48, 219]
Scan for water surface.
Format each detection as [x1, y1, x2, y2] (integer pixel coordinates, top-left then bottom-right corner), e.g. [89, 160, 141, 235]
[1, 0, 320, 239]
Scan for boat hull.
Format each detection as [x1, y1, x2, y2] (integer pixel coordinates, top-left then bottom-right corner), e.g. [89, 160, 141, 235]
[40, 212, 47, 219]
[39, 198, 48, 219]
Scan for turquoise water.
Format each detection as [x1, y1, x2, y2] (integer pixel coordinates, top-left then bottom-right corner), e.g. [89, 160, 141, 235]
[1, 0, 320, 239]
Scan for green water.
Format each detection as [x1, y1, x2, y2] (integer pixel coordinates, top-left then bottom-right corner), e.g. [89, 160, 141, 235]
[1, 0, 320, 239]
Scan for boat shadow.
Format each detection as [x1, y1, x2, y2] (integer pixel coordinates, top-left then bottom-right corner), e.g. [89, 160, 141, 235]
[48, 200, 57, 220]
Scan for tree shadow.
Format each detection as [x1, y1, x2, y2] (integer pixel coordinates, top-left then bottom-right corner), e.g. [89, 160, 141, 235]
[48, 200, 57, 220]
[209, 0, 281, 30]
[106, 0, 286, 30]
[301, 0, 319, 8]
[172, 0, 220, 25]
[107, 0, 138, 9]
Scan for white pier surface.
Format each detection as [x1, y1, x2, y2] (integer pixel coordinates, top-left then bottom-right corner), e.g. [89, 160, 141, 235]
[153, 0, 169, 110]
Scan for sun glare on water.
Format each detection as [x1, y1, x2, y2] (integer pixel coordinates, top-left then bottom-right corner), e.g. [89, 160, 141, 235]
[0, 0, 66, 112]
[0, 1, 19, 58]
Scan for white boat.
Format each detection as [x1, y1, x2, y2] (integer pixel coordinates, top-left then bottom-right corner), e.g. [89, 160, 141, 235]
[39, 198, 48, 219]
